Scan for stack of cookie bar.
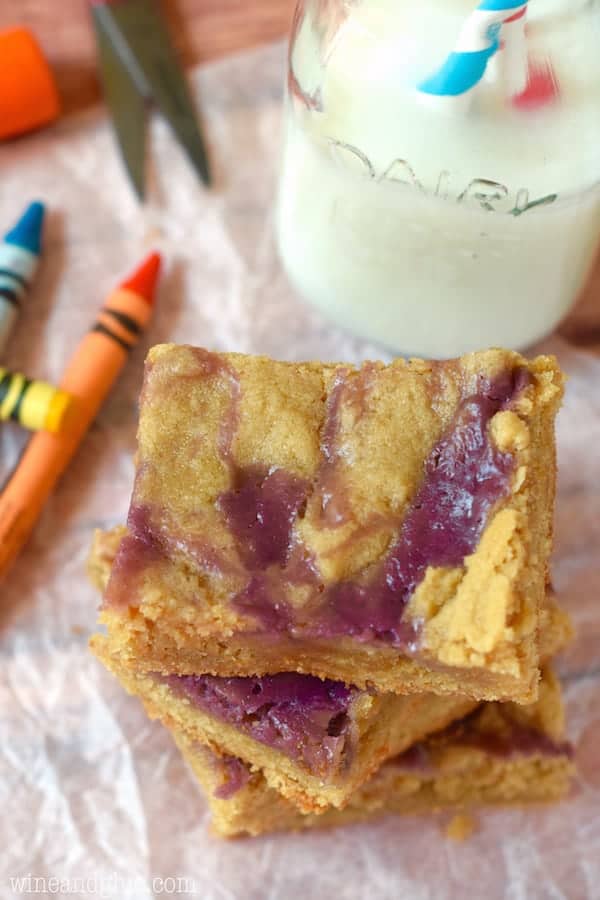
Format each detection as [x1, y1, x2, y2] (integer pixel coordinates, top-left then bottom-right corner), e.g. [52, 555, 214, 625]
[90, 345, 575, 837]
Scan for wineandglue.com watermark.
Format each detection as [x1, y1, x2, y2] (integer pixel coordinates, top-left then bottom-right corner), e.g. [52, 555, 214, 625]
[7, 873, 200, 897]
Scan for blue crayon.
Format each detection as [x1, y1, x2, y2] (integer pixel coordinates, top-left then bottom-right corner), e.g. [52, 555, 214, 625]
[0, 201, 45, 355]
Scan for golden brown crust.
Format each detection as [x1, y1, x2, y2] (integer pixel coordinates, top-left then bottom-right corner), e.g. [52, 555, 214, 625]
[408, 355, 563, 693]
[96, 588, 572, 703]
[91, 632, 475, 813]
[89, 526, 574, 678]
[87, 526, 127, 592]
[89, 528, 572, 813]
[90, 528, 573, 677]
[173, 667, 574, 838]
[94, 347, 564, 702]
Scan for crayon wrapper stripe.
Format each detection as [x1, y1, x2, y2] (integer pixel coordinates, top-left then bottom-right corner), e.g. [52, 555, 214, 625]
[108, 289, 154, 330]
[90, 288, 152, 350]
[0, 275, 27, 298]
[92, 322, 136, 352]
[0, 370, 14, 412]
[0, 268, 30, 291]
[104, 308, 142, 337]
[0, 244, 38, 282]
[0, 370, 28, 423]
[95, 309, 139, 348]
[0, 285, 22, 308]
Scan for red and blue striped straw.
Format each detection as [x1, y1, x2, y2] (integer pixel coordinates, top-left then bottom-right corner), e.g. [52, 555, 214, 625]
[418, 0, 528, 98]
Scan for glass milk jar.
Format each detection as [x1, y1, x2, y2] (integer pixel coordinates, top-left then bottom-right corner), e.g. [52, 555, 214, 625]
[276, 0, 600, 357]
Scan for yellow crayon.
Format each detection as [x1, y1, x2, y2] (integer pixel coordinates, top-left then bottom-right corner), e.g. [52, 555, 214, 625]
[0, 366, 73, 433]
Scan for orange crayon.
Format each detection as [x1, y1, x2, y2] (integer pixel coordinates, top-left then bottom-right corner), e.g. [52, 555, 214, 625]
[0, 252, 161, 580]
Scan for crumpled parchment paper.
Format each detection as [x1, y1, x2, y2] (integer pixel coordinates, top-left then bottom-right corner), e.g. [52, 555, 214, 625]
[0, 41, 598, 900]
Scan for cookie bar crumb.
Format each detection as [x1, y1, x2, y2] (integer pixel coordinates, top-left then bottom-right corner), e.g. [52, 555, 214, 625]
[445, 813, 476, 842]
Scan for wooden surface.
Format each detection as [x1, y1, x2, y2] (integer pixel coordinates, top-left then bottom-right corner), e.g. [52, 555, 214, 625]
[0, 0, 295, 115]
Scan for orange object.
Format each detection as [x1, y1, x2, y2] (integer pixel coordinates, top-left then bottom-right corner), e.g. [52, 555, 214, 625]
[0, 252, 161, 580]
[119, 252, 161, 306]
[0, 27, 61, 139]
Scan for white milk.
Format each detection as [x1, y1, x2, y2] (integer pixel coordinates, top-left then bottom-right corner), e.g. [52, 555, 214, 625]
[276, 0, 600, 357]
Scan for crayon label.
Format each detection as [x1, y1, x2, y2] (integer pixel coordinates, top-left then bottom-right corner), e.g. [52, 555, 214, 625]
[0, 243, 37, 282]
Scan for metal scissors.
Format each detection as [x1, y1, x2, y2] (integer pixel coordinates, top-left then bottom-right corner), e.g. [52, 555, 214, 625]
[90, 0, 211, 199]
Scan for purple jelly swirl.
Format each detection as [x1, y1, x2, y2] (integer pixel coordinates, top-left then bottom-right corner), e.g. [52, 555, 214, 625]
[318, 368, 529, 642]
[106, 362, 531, 649]
[166, 672, 355, 776]
[392, 707, 573, 775]
[227, 367, 531, 645]
[218, 465, 308, 570]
